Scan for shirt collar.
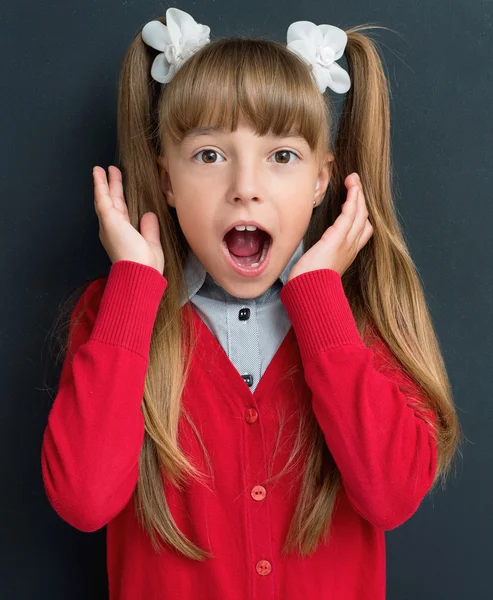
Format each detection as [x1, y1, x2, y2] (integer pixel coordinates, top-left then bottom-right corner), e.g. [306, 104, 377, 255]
[179, 238, 305, 307]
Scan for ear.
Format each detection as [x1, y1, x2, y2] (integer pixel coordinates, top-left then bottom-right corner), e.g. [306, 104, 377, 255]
[156, 155, 176, 208]
[314, 151, 334, 205]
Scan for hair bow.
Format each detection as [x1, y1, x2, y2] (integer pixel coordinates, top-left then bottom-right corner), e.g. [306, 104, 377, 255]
[141, 7, 210, 84]
[286, 21, 351, 94]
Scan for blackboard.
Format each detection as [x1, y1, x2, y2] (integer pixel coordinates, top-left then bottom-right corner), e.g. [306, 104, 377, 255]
[1, 1, 491, 598]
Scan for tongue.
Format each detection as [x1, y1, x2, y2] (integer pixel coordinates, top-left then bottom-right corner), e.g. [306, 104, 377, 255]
[224, 228, 265, 257]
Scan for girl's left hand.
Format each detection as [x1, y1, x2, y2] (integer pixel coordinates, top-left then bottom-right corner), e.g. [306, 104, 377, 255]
[288, 172, 374, 281]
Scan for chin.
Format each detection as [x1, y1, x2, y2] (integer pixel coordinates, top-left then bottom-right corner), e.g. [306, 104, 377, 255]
[218, 279, 275, 300]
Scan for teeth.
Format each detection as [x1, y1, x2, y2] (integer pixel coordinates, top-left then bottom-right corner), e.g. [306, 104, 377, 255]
[249, 238, 270, 268]
[234, 225, 258, 231]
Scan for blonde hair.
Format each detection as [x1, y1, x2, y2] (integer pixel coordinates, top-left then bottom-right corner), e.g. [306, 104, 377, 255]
[53, 17, 461, 560]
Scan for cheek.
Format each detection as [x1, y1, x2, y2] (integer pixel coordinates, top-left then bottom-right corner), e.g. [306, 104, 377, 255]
[176, 203, 201, 230]
[174, 199, 214, 248]
[279, 197, 314, 233]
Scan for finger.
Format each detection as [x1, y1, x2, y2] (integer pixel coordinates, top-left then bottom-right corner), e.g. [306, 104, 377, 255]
[107, 166, 129, 215]
[139, 212, 161, 247]
[334, 179, 359, 235]
[93, 166, 114, 214]
[357, 219, 374, 251]
[344, 172, 360, 188]
[347, 184, 369, 247]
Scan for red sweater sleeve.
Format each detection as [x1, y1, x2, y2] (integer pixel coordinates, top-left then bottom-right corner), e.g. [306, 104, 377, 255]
[280, 268, 437, 530]
[41, 260, 167, 532]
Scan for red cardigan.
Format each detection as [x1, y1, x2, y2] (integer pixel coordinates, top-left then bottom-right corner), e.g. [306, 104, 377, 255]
[41, 260, 437, 600]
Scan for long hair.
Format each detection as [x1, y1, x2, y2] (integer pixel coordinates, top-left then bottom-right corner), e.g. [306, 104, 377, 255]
[51, 16, 461, 560]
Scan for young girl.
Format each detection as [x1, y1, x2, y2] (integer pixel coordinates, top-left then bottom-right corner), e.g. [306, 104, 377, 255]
[42, 8, 461, 600]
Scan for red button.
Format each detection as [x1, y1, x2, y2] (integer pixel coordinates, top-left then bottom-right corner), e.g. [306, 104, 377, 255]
[245, 407, 258, 423]
[256, 560, 272, 575]
[251, 485, 267, 501]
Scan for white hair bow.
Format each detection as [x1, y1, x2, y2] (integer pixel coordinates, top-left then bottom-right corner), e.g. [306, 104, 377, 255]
[141, 8, 210, 84]
[286, 21, 351, 94]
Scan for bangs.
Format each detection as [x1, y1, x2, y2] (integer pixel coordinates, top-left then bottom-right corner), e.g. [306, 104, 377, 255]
[158, 37, 331, 159]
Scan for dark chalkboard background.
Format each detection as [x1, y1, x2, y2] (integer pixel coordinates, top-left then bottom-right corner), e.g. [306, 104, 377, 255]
[1, 0, 491, 598]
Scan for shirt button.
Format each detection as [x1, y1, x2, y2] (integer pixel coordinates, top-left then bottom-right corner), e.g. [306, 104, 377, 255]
[239, 307, 250, 320]
[251, 485, 267, 501]
[241, 374, 253, 387]
[245, 407, 258, 423]
[256, 560, 272, 576]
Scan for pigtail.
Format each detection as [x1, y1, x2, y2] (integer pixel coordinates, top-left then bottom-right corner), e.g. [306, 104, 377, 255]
[307, 26, 461, 485]
[116, 17, 172, 254]
[335, 25, 393, 210]
[115, 19, 211, 560]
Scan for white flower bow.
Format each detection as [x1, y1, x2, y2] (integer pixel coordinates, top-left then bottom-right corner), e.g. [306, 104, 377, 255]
[286, 21, 351, 94]
[141, 8, 210, 84]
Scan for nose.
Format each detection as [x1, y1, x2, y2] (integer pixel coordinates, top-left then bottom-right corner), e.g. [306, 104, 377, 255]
[228, 158, 263, 205]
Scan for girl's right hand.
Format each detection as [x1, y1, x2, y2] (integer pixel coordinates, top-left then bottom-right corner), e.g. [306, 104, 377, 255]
[93, 166, 165, 275]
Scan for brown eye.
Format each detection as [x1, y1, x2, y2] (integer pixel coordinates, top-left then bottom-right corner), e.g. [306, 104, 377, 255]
[273, 150, 298, 164]
[195, 149, 223, 164]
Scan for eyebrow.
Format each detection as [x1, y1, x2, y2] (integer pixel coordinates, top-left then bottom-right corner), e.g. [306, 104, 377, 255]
[182, 126, 308, 142]
[182, 127, 225, 141]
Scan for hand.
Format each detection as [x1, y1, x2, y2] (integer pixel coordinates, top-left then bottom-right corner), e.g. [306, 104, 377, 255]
[93, 165, 165, 275]
[288, 172, 374, 281]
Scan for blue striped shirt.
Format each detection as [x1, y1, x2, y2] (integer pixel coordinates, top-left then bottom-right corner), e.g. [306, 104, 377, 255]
[179, 240, 304, 393]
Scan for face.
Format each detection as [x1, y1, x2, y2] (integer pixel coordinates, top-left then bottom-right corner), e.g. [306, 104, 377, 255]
[157, 115, 332, 298]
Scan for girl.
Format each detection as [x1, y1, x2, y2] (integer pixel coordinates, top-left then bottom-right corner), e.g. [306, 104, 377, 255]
[42, 8, 461, 600]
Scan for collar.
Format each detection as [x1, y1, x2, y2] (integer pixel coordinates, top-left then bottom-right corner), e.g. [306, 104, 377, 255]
[179, 238, 305, 306]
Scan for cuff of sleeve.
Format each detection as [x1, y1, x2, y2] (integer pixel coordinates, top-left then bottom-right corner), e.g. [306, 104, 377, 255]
[280, 269, 365, 360]
[90, 260, 168, 359]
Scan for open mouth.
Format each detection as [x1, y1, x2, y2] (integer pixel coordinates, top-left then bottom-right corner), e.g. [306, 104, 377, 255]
[222, 225, 272, 271]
